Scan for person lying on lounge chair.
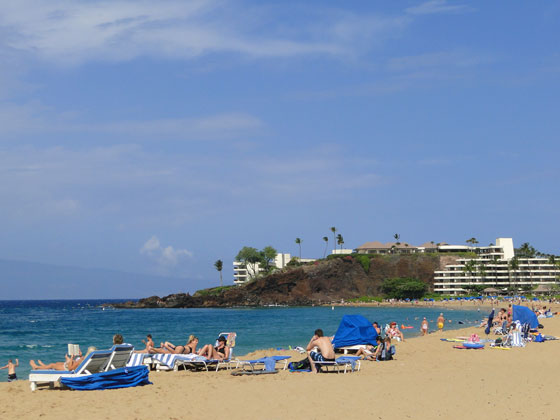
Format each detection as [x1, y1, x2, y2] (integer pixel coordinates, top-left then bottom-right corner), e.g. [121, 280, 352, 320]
[151, 335, 199, 354]
[355, 336, 382, 360]
[306, 329, 335, 373]
[29, 347, 96, 371]
[198, 335, 229, 360]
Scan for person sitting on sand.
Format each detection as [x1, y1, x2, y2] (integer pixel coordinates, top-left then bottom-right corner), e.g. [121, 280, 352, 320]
[306, 328, 336, 373]
[421, 317, 429, 336]
[198, 336, 229, 360]
[437, 313, 445, 331]
[387, 322, 405, 341]
[376, 337, 394, 361]
[154, 335, 199, 354]
[30, 347, 96, 371]
[372, 322, 382, 336]
[0, 359, 19, 382]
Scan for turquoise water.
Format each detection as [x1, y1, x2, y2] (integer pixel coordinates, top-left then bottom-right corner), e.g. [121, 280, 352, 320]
[0, 300, 488, 382]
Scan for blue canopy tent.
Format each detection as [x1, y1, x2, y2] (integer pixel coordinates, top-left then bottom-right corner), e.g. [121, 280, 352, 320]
[512, 305, 539, 329]
[332, 315, 377, 348]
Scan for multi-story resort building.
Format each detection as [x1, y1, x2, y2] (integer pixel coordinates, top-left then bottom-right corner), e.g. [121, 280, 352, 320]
[433, 238, 560, 294]
[233, 253, 316, 285]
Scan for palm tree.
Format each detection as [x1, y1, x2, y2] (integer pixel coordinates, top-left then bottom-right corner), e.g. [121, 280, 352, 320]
[394, 233, 400, 245]
[509, 257, 519, 291]
[214, 259, 223, 287]
[330, 227, 337, 253]
[336, 234, 344, 250]
[295, 238, 302, 259]
[322, 236, 329, 258]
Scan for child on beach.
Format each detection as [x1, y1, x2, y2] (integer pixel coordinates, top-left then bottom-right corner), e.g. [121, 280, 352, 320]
[0, 359, 19, 382]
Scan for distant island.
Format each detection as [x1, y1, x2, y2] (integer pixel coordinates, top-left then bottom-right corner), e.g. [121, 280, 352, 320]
[109, 254, 453, 308]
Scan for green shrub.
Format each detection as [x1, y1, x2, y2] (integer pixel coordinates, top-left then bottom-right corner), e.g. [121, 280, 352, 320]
[193, 286, 234, 297]
[354, 255, 370, 273]
[381, 277, 427, 299]
[348, 296, 383, 303]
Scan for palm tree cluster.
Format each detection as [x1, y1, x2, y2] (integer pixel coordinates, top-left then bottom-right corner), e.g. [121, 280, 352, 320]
[294, 227, 345, 261]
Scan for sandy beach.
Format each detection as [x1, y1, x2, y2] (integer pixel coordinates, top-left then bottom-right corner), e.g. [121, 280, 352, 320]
[1, 307, 559, 420]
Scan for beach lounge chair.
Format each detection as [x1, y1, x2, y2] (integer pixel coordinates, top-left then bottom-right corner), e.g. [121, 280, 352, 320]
[314, 356, 361, 374]
[126, 352, 147, 367]
[143, 353, 202, 371]
[29, 349, 113, 391]
[175, 332, 236, 372]
[235, 356, 291, 372]
[493, 320, 509, 335]
[105, 344, 134, 370]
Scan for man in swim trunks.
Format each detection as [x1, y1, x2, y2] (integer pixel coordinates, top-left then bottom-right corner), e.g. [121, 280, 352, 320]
[306, 329, 335, 373]
[0, 359, 18, 382]
[437, 313, 445, 331]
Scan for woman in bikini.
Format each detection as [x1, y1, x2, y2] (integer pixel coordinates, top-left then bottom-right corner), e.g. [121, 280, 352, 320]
[155, 335, 199, 354]
[197, 336, 229, 360]
[29, 347, 96, 371]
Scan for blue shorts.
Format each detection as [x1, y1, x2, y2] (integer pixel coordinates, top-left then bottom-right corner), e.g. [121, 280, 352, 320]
[309, 351, 335, 362]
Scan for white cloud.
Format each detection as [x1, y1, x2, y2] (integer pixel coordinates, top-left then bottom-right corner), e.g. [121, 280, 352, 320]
[386, 51, 482, 72]
[405, 0, 472, 15]
[0, 102, 263, 141]
[0, 1, 404, 65]
[140, 235, 193, 266]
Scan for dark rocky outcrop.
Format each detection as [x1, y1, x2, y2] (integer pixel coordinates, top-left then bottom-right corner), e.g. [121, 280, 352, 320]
[112, 254, 455, 308]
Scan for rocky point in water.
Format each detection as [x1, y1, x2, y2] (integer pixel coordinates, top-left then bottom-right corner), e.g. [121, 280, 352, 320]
[111, 254, 458, 308]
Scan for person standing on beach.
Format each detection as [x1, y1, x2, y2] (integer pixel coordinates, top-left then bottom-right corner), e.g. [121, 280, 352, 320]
[0, 359, 19, 382]
[421, 317, 429, 335]
[306, 329, 335, 374]
[437, 313, 445, 331]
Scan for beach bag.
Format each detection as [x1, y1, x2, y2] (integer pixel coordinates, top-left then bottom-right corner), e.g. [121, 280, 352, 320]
[469, 333, 480, 343]
[534, 334, 544, 343]
[288, 357, 311, 371]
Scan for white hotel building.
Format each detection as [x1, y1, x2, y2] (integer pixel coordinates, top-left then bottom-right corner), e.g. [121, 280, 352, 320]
[433, 238, 560, 294]
[233, 253, 316, 285]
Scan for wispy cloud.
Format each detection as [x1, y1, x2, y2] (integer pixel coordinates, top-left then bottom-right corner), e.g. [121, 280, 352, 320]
[405, 0, 473, 15]
[0, 144, 387, 227]
[140, 235, 193, 266]
[386, 51, 483, 72]
[0, 101, 263, 141]
[0, 1, 406, 65]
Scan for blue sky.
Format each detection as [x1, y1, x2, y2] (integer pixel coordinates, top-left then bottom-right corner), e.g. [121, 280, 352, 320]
[1, 0, 559, 298]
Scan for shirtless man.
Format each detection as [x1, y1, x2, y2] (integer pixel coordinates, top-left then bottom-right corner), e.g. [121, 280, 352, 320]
[0, 359, 19, 382]
[306, 329, 335, 373]
[437, 313, 445, 331]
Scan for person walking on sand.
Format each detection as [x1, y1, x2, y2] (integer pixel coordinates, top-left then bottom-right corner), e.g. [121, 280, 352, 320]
[437, 313, 445, 332]
[306, 329, 335, 374]
[421, 317, 429, 335]
[0, 359, 19, 382]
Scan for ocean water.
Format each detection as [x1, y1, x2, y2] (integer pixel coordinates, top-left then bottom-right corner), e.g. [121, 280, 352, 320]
[0, 300, 488, 382]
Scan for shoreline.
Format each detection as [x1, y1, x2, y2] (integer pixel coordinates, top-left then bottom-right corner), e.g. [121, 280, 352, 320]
[1, 305, 558, 419]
